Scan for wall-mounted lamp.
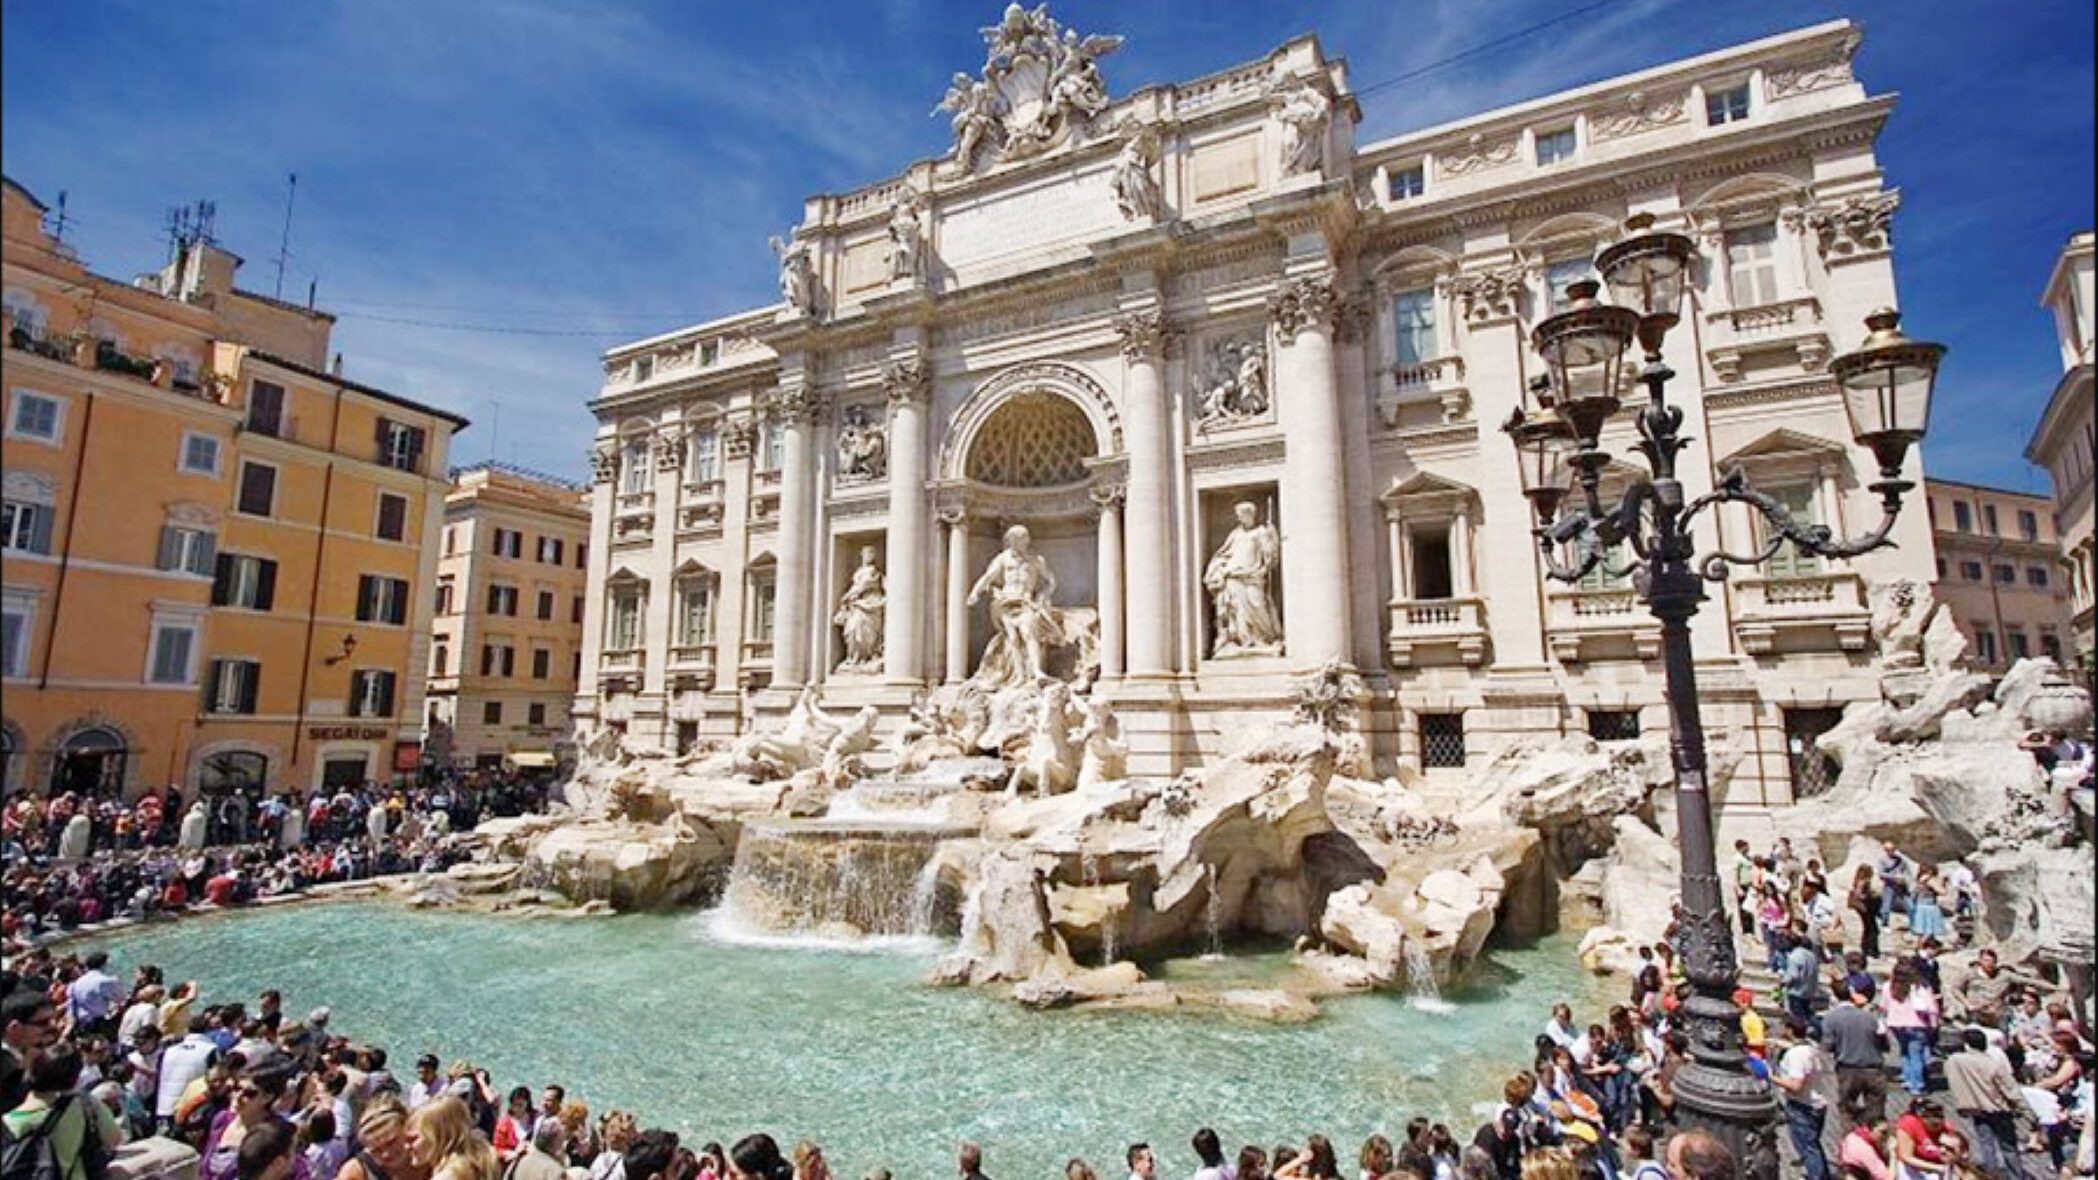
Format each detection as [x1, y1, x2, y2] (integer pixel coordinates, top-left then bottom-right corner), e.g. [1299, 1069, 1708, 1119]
[323, 634, 358, 666]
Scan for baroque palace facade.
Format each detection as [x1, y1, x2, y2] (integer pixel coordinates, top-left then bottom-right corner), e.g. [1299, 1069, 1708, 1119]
[577, 14, 1934, 808]
[2, 179, 465, 798]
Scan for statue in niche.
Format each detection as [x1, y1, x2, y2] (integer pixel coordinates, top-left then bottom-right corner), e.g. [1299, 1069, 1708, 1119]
[1205, 501, 1283, 657]
[833, 547, 887, 672]
[1111, 123, 1162, 222]
[769, 233, 818, 317]
[1195, 337, 1269, 428]
[966, 524, 1059, 685]
[934, 72, 1005, 172]
[1266, 69, 1332, 177]
[835, 405, 888, 481]
[886, 190, 926, 283]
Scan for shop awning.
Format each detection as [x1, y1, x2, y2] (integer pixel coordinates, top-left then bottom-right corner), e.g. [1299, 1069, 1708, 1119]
[505, 751, 557, 768]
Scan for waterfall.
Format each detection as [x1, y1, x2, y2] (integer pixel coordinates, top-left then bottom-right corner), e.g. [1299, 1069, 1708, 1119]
[1201, 863, 1224, 961]
[1080, 852, 1116, 967]
[713, 819, 969, 951]
[1402, 938, 1455, 1015]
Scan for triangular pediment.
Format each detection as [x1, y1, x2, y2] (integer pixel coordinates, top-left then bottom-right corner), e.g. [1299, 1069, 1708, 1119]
[1722, 428, 1848, 465]
[1381, 470, 1478, 503]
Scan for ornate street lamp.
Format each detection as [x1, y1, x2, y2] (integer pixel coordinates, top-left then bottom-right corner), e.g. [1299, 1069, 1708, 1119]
[1501, 216, 1943, 1179]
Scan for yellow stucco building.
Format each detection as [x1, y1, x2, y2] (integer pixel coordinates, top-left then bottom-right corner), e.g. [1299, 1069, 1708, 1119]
[2, 176, 467, 799]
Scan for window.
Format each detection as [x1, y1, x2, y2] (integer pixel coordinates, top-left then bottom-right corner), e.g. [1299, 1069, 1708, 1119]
[748, 580, 776, 642]
[236, 462, 278, 517]
[2, 499, 52, 554]
[1762, 485, 1822, 579]
[571, 595, 585, 625]
[375, 493, 409, 542]
[147, 618, 197, 685]
[633, 355, 654, 382]
[2018, 510, 2039, 542]
[536, 535, 564, 564]
[434, 578, 454, 616]
[1935, 558, 1948, 579]
[536, 590, 555, 621]
[1983, 504, 1999, 536]
[155, 525, 215, 576]
[1393, 287, 1436, 367]
[1959, 560, 1983, 582]
[1388, 164, 1425, 200]
[531, 648, 551, 680]
[2027, 566, 2050, 589]
[1412, 530, 1454, 600]
[486, 584, 519, 617]
[490, 528, 522, 559]
[1419, 713, 1466, 768]
[760, 421, 785, 473]
[1545, 259, 1596, 315]
[1993, 564, 2016, 585]
[483, 701, 503, 725]
[178, 431, 221, 476]
[1, 598, 30, 678]
[678, 581, 714, 645]
[484, 644, 516, 677]
[528, 703, 547, 727]
[575, 542, 588, 570]
[348, 669, 397, 718]
[676, 721, 700, 755]
[1724, 223, 1780, 308]
[2007, 629, 2030, 660]
[2042, 633, 2063, 660]
[206, 659, 261, 715]
[1534, 126, 1577, 166]
[1783, 708, 1844, 798]
[1975, 627, 1998, 664]
[607, 591, 644, 650]
[687, 430, 720, 484]
[1705, 83, 1751, 125]
[1952, 501, 1972, 532]
[356, 575, 410, 625]
[620, 441, 650, 495]
[432, 643, 448, 678]
[444, 526, 457, 556]
[211, 554, 278, 610]
[247, 381, 286, 437]
[376, 418, 425, 472]
[8, 390, 64, 444]
[1587, 710, 1641, 742]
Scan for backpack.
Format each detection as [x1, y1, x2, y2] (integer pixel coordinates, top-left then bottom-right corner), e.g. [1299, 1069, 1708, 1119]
[2, 1094, 105, 1180]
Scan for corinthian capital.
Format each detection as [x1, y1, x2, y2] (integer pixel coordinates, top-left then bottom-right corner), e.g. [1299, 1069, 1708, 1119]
[880, 356, 930, 405]
[1267, 274, 1338, 345]
[1112, 310, 1175, 363]
[764, 384, 826, 426]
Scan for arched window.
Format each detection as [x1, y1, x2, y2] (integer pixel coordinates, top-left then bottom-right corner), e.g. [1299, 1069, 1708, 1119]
[964, 392, 1097, 487]
[54, 726, 126, 796]
[199, 751, 269, 796]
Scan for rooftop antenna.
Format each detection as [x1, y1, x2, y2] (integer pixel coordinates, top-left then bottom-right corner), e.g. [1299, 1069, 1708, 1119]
[45, 191, 75, 246]
[272, 172, 298, 300]
[488, 399, 502, 464]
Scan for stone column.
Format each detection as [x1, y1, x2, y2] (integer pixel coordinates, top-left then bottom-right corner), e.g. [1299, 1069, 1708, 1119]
[1114, 310, 1176, 678]
[1334, 290, 1385, 673]
[881, 357, 931, 684]
[577, 441, 619, 703]
[941, 508, 970, 683]
[1269, 274, 1354, 667]
[768, 385, 820, 689]
[1453, 265, 1551, 667]
[641, 425, 683, 701]
[1092, 482, 1126, 681]
[1385, 512, 1410, 601]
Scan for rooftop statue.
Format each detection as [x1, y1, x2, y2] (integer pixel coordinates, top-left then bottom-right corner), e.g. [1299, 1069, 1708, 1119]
[936, 3, 1123, 172]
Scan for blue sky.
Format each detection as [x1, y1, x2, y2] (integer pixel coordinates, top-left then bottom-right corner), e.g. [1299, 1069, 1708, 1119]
[3, 0, 2091, 489]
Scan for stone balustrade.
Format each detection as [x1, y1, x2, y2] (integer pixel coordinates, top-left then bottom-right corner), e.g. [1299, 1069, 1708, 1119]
[1546, 586, 1660, 663]
[1731, 569, 1871, 655]
[1386, 594, 1489, 667]
[1702, 295, 1832, 382]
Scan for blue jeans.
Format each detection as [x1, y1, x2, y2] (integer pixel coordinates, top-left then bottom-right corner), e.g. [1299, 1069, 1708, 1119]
[1786, 992, 1821, 1037]
[1894, 1026, 1931, 1093]
[1964, 1110, 2027, 1180]
[1785, 1101, 1830, 1180]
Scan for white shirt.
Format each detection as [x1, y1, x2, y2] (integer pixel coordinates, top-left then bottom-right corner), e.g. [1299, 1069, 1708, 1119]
[1776, 1043, 1823, 1108]
[156, 1033, 219, 1117]
[407, 1079, 441, 1109]
[118, 1001, 161, 1047]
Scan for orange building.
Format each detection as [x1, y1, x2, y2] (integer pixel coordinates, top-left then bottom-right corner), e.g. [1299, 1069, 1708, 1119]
[1, 176, 467, 799]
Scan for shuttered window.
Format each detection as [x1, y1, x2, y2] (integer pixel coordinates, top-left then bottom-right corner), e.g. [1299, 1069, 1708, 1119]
[206, 659, 262, 715]
[213, 554, 278, 610]
[155, 526, 216, 576]
[348, 669, 397, 717]
[356, 575, 409, 625]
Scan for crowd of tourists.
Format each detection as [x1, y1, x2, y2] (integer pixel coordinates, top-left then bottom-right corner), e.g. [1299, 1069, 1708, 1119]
[0, 776, 554, 954]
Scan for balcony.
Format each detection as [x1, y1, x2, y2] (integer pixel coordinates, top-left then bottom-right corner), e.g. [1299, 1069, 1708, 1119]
[668, 643, 716, 693]
[1386, 595, 1489, 667]
[678, 482, 725, 536]
[612, 490, 655, 544]
[1731, 569, 1871, 655]
[1703, 296, 1833, 383]
[1375, 356, 1471, 429]
[1547, 586, 1660, 663]
[597, 648, 643, 693]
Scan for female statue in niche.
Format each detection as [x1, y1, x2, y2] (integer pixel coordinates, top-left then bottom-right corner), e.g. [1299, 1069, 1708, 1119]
[1204, 500, 1283, 657]
[833, 546, 886, 671]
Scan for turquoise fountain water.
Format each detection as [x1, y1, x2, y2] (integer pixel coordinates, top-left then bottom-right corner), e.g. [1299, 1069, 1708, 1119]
[85, 902, 1604, 1179]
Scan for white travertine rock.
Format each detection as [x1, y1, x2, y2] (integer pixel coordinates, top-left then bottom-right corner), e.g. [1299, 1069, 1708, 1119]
[521, 817, 733, 911]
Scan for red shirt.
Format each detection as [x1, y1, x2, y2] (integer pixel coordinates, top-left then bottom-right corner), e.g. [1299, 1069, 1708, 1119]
[1895, 1113, 1944, 1162]
[205, 875, 237, 905]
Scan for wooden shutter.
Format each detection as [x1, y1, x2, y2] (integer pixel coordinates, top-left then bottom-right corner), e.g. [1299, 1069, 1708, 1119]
[376, 671, 396, 717]
[387, 579, 407, 625]
[156, 526, 180, 571]
[29, 506, 53, 554]
[406, 426, 426, 473]
[203, 660, 224, 711]
[212, 553, 235, 605]
[255, 560, 278, 611]
[356, 575, 376, 621]
[191, 531, 217, 576]
[239, 663, 260, 714]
